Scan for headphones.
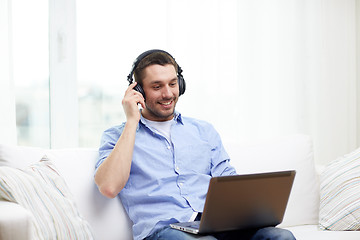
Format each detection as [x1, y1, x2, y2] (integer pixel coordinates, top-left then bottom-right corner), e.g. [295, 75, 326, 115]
[127, 49, 186, 99]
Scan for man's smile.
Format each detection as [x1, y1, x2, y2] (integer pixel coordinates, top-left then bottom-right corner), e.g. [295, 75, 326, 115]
[158, 100, 174, 109]
[159, 101, 172, 106]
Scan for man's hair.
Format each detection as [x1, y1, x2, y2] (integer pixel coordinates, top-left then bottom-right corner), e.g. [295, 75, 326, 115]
[134, 51, 178, 86]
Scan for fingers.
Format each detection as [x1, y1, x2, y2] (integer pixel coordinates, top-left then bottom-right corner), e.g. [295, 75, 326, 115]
[122, 82, 146, 122]
[126, 93, 145, 109]
[126, 82, 138, 94]
[138, 97, 146, 109]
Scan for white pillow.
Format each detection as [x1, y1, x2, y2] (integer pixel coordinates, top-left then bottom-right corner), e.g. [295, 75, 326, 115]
[0, 144, 46, 168]
[319, 147, 360, 230]
[224, 134, 319, 227]
[0, 156, 94, 239]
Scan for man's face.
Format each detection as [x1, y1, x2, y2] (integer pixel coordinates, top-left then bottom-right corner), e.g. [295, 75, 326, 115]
[141, 64, 179, 121]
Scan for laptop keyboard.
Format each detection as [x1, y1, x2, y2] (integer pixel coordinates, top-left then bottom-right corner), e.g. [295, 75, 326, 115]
[188, 221, 200, 228]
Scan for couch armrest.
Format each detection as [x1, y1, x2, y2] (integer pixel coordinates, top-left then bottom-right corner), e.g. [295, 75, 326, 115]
[0, 201, 32, 240]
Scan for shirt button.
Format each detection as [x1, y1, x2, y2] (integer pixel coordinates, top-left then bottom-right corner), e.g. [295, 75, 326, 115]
[167, 146, 171, 149]
[179, 183, 183, 186]
[176, 166, 179, 171]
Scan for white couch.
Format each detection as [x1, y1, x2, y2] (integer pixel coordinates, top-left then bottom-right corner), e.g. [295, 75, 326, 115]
[0, 134, 359, 240]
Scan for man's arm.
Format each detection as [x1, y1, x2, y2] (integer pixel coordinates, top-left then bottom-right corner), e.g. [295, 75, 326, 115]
[94, 82, 145, 198]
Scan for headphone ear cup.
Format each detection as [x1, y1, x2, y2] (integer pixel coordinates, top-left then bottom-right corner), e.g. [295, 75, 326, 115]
[178, 75, 186, 96]
[134, 83, 146, 99]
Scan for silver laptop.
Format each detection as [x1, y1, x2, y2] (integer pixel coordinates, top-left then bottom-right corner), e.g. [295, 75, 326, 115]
[170, 170, 296, 235]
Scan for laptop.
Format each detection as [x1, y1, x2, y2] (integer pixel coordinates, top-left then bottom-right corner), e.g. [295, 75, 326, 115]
[170, 170, 296, 235]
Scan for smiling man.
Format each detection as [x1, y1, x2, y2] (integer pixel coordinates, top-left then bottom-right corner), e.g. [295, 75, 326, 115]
[94, 50, 295, 240]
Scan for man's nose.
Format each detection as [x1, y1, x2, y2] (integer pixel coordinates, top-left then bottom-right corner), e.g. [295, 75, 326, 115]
[162, 85, 172, 98]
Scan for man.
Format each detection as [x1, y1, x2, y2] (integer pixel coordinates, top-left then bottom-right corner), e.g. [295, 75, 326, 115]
[95, 50, 295, 240]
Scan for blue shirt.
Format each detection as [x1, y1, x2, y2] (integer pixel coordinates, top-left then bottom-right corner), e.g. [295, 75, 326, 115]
[96, 112, 236, 240]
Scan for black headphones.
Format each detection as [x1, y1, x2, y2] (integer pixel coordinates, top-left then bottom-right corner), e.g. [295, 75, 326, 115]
[127, 49, 186, 99]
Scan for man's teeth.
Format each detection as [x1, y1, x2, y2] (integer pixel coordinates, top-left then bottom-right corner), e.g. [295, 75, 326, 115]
[161, 101, 171, 105]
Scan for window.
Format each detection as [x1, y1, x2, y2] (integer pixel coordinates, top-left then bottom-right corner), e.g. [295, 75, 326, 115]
[12, 0, 50, 148]
[12, 0, 238, 148]
[76, 0, 169, 147]
[75, 0, 239, 148]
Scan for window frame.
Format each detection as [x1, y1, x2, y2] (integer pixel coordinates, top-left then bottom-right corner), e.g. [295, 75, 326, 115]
[49, 0, 78, 148]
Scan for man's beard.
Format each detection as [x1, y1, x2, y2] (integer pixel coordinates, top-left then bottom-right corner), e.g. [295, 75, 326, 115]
[143, 97, 177, 121]
[144, 103, 175, 120]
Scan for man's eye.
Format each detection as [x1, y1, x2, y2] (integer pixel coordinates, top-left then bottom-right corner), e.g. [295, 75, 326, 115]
[153, 86, 160, 90]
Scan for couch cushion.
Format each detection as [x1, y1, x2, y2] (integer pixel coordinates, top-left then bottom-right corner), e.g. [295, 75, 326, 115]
[224, 134, 319, 227]
[319, 147, 360, 230]
[0, 157, 94, 239]
[285, 225, 360, 240]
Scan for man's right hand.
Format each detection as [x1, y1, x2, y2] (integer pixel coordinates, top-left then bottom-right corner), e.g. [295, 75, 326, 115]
[122, 82, 145, 123]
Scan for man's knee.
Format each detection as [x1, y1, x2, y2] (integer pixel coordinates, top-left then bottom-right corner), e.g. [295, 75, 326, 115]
[146, 226, 217, 240]
[252, 227, 296, 240]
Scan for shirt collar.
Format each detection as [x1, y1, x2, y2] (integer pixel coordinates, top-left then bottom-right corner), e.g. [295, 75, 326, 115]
[174, 111, 184, 125]
[139, 110, 183, 128]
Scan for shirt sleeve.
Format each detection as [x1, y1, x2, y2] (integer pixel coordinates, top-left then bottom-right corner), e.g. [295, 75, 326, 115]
[96, 124, 124, 170]
[207, 124, 237, 177]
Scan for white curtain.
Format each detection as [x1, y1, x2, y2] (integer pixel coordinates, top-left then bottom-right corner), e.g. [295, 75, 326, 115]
[0, 0, 16, 145]
[170, 0, 358, 165]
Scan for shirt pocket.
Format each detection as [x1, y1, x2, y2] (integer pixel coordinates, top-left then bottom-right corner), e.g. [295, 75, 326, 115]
[176, 143, 212, 174]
